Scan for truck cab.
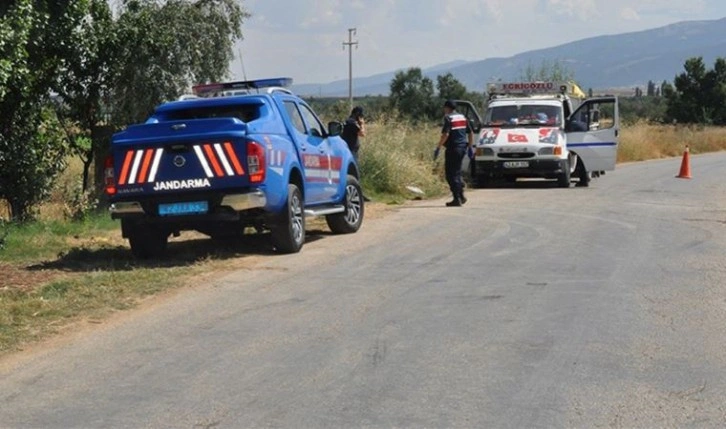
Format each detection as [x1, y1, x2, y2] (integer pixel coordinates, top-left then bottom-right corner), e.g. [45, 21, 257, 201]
[458, 81, 619, 188]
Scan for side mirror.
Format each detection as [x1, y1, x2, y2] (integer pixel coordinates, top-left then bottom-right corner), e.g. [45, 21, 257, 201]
[328, 121, 343, 137]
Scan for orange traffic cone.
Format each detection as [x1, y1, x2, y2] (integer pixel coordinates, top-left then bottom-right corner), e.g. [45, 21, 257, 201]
[676, 145, 691, 179]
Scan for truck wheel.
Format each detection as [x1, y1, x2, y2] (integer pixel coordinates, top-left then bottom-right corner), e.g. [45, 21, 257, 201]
[326, 175, 364, 234]
[271, 184, 305, 253]
[557, 159, 571, 188]
[128, 228, 168, 259]
[574, 157, 590, 187]
[469, 164, 482, 188]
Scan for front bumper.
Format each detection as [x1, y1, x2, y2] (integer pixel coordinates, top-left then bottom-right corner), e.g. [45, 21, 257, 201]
[472, 158, 567, 179]
[110, 189, 267, 219]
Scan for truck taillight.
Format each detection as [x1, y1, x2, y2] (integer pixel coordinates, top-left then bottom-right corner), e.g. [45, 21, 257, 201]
[247, 141, 266, 183]
[104, 156, 116, 195]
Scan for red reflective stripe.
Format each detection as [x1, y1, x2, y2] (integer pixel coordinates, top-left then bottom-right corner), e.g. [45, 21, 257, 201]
[118, 150, 135, 185]
[450, 119, 467, 128]
[318, 155, 329, 169]
[330, 157, 342, 170]
[137, 149, 155, 183]
[223, 142, 244, 175]
[203, 144, 224, 177]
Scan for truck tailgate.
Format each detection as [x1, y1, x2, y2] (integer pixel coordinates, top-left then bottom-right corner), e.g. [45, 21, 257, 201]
[112, 118, 253, 194]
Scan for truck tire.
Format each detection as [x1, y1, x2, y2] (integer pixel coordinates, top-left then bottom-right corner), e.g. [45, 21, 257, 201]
[574, 157, 590, 187]
[557, 159, 571, 188]
[326, 175, 364, 234]
[470, 164, 489, 188]
[271, 184, 305, 253]
[128, 227, 168, 259]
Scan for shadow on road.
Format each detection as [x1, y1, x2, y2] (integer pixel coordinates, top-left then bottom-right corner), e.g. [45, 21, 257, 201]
[27, 229, 330, 273]
[468, 179, 572, 190]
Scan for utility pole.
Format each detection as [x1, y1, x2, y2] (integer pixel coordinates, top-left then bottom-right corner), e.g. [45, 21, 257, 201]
[342, 28, 358, 110]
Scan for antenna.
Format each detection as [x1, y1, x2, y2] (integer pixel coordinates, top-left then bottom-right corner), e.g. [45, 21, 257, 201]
[238, 48, 248, 81]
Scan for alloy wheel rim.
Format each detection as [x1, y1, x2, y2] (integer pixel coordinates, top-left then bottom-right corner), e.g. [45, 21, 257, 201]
[291, 193, 303, 243]
[345, 184, 361, 225]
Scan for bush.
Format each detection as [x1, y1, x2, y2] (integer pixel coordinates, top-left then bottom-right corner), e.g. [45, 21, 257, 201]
[0, 107, 69, 221]
[60, 180, 99, 221]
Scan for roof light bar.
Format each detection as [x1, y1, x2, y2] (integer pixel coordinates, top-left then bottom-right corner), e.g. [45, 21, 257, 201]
[192, 77, 293, 97]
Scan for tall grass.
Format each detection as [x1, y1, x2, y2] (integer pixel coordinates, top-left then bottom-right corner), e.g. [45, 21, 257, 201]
[618, 122, 726, 162]
[358, 115, 448, 200]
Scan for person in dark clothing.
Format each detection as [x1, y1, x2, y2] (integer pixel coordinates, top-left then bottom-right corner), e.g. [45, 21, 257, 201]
[435, 100, 474, 207]
[341, 106, 371, 201]
[341, 106, 366, 161]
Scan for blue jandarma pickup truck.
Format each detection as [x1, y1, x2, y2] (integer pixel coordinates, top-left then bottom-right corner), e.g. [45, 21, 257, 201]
[104, 78, 364, 258]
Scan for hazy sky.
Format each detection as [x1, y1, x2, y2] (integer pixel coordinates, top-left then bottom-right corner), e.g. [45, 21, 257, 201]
[234, 0, 726, 84]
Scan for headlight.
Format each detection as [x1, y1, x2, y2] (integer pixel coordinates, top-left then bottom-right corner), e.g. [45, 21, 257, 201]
[476, 147, 494, 156]
[538, 147, 554, 155]
[537, 146, 563, 156]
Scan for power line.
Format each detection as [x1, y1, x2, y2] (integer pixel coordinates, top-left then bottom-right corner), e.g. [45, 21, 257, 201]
[342, 28, 358, 110]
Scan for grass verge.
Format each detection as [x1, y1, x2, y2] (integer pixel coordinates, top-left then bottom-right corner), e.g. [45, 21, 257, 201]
[0, 211, 296, 354]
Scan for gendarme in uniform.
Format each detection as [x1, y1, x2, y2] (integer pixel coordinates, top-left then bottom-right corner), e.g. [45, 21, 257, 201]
[439, 100, 472, 206]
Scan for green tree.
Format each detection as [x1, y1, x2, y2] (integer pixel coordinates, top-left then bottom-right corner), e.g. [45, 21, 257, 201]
[436, 73, 467, 101]
[52, 0, 116, 193]
[646, 80, 656, 97]
[702, 58, 726, 124]
[389, 67, 436, 121]
[111, 0, 250, 126]
[0, 0, 76, 221]
[664, 57, 726, 124]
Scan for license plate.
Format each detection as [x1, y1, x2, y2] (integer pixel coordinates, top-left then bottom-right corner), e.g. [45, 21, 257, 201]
[158, 201, 208, 216]
[503, 161, 529, 168]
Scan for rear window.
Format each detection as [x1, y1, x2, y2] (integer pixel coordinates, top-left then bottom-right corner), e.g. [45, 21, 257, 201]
[162, 105, 261, 122]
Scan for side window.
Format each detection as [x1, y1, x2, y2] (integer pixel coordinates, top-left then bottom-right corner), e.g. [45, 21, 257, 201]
[298, 104, 325, 138]
[579, 101, 614, 131]
[283, 100, 306, 134]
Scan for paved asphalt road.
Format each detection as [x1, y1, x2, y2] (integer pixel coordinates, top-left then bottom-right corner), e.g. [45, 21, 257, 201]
[2, 153, 726, 428]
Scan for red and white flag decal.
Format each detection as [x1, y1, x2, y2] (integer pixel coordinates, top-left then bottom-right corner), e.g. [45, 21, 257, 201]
[507, 134, 529, 143]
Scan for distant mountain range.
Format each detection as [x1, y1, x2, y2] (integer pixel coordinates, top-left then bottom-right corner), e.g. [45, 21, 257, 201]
[292, 17, 726, 97]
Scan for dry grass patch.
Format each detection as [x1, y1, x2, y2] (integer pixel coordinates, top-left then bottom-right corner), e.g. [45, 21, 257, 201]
[359, 116, 448, 201]
[619, 122, 726, 162]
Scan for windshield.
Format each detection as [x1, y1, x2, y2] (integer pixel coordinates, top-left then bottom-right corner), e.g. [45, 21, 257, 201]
[159, 104, 261, 122]
[484, 104, 562, 128]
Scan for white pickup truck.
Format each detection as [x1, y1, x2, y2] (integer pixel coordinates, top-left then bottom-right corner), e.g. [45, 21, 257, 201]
[457, 81, 619, 187]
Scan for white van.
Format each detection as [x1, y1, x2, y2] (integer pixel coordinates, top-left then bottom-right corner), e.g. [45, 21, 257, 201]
[457, 81, 619, 187]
